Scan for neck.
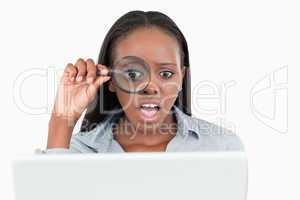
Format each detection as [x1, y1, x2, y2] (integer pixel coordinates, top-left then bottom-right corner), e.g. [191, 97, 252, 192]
[112, 110, 177, 146]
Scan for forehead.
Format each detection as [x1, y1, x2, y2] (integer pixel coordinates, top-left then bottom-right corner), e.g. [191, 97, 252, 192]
[114, 27, 181, 65]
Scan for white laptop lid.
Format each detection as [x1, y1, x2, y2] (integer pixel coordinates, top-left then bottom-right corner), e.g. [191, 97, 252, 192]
[12, 152, 248, 200]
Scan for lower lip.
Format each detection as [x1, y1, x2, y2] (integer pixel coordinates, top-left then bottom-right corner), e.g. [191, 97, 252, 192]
[138, 107, 160, 121]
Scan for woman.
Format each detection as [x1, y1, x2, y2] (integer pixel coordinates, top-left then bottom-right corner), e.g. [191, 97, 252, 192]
[42, 10, 243, 154]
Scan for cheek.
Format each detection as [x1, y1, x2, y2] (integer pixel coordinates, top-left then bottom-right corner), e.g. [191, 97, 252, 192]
[159, 79, 182, 105]
[115, 90, 137, 111]
[160, 88, 179, 110]
[161, 78, 182, 95]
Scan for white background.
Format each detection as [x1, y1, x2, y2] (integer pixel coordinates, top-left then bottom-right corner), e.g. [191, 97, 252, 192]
[0, 0, 299, 199]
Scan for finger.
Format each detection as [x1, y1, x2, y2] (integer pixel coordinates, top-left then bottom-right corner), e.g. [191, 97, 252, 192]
[92, 64, 110, 88]
[86, 58, 96, 84]
[64, 63, 77, 83]
[96, 64, 110, 76]
[86, 65, 110, 101]
[86, 84, 98, 101]
[74, 58, 87, 82]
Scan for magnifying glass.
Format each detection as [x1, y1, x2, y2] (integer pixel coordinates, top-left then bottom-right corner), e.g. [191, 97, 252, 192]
[96, 56, 151, 93]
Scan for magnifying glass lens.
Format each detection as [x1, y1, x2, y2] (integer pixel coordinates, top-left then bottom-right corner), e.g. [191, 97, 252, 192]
[112, 56, 150, 93]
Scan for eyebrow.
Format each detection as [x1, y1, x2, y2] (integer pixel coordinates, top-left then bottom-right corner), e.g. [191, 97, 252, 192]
[156, 62, 177, 66]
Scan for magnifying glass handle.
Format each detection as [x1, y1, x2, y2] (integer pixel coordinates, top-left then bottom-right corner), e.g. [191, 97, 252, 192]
[96, 70, 113, 76]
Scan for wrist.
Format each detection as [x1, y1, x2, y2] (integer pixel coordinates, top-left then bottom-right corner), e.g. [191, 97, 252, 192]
[47, 114, 77, 148]
[50, 112, 78, 126]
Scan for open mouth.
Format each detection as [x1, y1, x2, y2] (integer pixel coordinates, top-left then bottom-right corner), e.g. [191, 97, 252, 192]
[139, 104, 161, 119]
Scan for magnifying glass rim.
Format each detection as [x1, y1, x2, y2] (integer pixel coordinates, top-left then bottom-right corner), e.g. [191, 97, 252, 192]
[111, 56, 151, 93]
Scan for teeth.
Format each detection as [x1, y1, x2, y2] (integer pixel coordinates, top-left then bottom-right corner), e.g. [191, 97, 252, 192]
[141, 104, 159, 108]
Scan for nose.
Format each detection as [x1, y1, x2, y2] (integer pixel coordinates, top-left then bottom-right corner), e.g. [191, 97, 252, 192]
[141, 78, 159, 95]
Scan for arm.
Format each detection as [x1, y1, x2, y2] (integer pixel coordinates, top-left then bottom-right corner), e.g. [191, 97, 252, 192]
[37, 58, 110, 154]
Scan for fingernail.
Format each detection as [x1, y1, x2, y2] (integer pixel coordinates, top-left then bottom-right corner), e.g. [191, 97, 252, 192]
[100, 69, 108, 76]
[77, 76, 82, 82]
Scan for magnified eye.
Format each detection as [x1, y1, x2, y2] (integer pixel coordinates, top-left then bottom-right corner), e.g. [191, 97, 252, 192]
[124, 69, 144, 81]
[160, 71, 174, 79]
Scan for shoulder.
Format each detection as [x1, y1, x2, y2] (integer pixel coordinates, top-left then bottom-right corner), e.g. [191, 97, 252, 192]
[172, 106, 244, 151]
[69, 112, 119, 153]
[187, 116, 244, 151]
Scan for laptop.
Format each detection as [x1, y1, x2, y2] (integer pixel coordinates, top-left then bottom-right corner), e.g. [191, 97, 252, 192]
[12, 152, 248, 200]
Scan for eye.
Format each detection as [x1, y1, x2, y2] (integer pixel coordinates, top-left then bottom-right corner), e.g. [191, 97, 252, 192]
[124, 69, 144, 81]
[160, 71, 174, 79]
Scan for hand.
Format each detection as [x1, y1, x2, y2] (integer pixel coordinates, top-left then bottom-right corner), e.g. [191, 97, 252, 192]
[52, 58, 110, 122]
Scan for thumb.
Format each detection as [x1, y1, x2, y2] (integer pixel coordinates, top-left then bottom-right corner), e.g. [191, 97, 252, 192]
[86, 76, 110, 101]
[93, 76, 111, 89]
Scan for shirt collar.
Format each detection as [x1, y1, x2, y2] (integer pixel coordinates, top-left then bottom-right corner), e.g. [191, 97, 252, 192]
[172, 105, 201, 139]
[75, 105, 201, 151]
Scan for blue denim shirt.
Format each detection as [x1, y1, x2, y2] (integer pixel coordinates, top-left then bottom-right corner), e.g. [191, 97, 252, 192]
[38, 105, 244, 154]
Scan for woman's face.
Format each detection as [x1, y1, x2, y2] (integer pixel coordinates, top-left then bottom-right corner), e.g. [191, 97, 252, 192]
[109, 27, 185, 130]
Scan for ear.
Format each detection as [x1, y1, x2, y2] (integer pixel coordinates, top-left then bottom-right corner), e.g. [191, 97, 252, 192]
[108, 80, 116, 92]
[181, 66, 186, 79]
[178, 66, 186, 92]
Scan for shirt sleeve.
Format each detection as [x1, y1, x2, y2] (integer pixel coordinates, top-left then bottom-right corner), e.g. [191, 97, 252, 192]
[223, 133, 245, 151]
[34, 134, 91, 154]
[34, 147, 80, 154]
